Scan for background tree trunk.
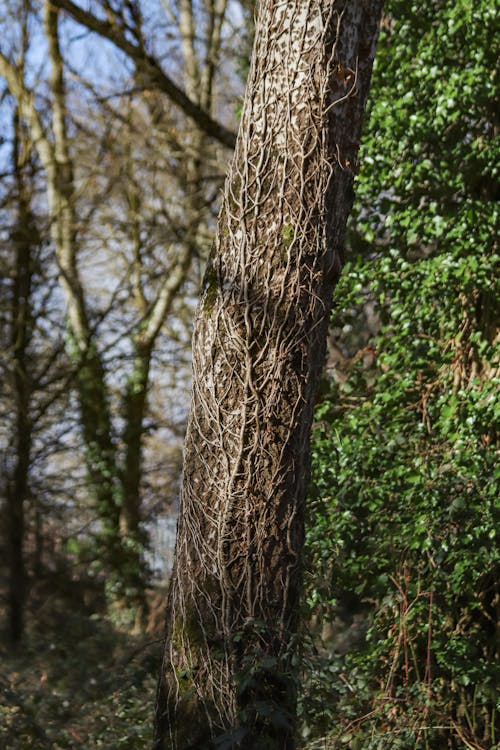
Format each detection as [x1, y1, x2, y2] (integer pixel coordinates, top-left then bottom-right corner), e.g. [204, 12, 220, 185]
[154, 1, 384, 747]
[43, 0, 124, 581]
[5, 110, 36, 643]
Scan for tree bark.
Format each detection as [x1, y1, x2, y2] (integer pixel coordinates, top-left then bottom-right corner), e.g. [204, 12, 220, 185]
[154, 1, 384, 748]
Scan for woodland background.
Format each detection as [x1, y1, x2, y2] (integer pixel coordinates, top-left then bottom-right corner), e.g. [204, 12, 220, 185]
[0, 0, 498, 748]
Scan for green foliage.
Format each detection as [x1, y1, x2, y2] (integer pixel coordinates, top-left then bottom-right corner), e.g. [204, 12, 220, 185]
[302, 1, 499, 748]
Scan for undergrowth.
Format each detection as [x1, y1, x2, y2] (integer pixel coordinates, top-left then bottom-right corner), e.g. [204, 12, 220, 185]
[0, 580, 161, 749]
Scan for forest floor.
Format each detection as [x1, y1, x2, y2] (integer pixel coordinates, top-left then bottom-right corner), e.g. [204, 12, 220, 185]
[0, 580, 164, 749]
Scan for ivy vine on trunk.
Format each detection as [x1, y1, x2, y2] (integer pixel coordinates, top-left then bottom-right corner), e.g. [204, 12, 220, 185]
[154, 1, 384, 747]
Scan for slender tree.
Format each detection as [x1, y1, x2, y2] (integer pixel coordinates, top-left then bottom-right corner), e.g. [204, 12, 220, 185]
[4, 109, 38, 643]
[154, 1, 384, 748]
[1, 3, 65, 641]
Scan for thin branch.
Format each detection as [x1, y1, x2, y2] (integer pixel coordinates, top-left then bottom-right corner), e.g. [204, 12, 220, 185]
[50, 0, 237, 148]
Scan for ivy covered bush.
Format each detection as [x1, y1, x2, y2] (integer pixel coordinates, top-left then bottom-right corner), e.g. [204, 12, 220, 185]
[303, 1, 499, 748]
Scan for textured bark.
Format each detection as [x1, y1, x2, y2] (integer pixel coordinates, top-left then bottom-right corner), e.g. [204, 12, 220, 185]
[154, 1, 384, 748]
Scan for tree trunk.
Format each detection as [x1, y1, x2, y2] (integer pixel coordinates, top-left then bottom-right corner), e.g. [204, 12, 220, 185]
[154, 1, 384, 748]
[6, 111, 36, 643]
[121, 345, 151, 540]
[43, 1, 123, 574]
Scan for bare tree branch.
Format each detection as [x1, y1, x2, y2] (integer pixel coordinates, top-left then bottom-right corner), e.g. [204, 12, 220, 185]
[50, 0, 237, 148]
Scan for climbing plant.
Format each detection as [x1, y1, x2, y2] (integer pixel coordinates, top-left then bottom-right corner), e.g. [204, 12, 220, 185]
[303, 1, 499, 748]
